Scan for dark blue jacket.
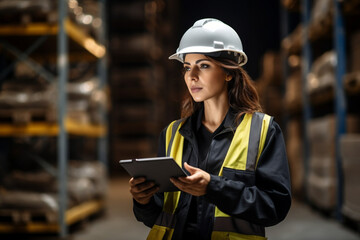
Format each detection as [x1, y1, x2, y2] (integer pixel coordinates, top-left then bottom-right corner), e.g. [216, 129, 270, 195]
[133, 108, 291, 239]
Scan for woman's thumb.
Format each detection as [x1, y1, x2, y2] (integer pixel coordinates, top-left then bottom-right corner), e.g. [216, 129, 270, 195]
[184, 162, 197, 174]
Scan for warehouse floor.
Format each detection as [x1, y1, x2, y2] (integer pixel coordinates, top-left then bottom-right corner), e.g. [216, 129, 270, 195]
[3, 177, 358, 240]
[69, 177, 360, 240]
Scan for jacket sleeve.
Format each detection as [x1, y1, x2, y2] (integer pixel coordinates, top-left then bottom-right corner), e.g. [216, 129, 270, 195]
[133, 194, 163, 228]
[132, 128, 167, 228]
[205, 119, 292, 227]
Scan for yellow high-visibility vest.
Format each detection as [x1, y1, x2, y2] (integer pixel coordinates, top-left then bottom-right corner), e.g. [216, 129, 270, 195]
[147, 112, 271, 240]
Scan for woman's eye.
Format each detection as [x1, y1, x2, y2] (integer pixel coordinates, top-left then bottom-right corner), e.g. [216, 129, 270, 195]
[200, 64, 210, 69]
[183, 66, 190, 72]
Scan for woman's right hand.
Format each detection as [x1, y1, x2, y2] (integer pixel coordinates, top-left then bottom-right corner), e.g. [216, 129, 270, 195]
[129, 177, 159, 205]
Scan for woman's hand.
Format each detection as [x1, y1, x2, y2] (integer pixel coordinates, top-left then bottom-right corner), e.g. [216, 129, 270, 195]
[129, 177, 159, 205]
[170, 162, 210, 196]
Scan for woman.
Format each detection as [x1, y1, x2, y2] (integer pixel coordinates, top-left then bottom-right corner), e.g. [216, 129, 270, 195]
[129, 18, 291, 240]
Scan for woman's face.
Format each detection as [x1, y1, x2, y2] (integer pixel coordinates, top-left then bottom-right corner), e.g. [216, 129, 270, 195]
[183, 54, 230, 103]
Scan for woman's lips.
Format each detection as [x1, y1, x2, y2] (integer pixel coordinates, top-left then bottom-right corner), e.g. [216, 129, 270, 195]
[191, 87, 202, 93]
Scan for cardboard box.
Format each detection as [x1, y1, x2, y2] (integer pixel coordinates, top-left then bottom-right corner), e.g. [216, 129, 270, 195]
[350, 31, 360, 72]
[307, 171, 337, 210]
[341, 134, 360, 221]
[306, 115, 360, 210]
[285, 69, 302, 113]
[286, 118, 304, 198]
[307, 116, 337, 210]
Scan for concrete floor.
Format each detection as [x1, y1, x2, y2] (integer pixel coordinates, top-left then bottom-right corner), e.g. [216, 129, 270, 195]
[70, 177, 359, 240]
[4, 177, 355, 240]
[1, 179, 358, 240]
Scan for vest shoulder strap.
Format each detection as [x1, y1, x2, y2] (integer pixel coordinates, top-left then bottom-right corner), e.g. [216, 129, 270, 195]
[165, 118, 186, 157]
[166, 119, 184, 157]
[248, 112, 272, 170]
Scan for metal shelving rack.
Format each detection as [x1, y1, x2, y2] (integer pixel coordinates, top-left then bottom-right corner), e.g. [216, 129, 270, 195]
[0, 0, 108, 237]
[300, 0, 347, 220]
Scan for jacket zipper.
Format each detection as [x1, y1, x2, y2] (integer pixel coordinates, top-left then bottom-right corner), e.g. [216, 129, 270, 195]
[204, 127, 233, 172]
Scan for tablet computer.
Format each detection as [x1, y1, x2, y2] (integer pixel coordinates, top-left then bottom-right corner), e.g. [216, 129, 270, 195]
[119, 157, 187, 192]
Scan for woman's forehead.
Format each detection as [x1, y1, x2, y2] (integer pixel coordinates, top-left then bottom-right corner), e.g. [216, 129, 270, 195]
[184, 53, 208, 62]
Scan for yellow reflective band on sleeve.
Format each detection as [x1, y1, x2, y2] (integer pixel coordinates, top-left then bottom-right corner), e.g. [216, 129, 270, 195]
[218, 113, 252, 176]
[255, 114, 271, 168]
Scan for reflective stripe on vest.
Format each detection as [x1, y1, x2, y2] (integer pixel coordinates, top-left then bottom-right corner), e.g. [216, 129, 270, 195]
[147, 113, 271, 240]
[147, 120, 185, 240]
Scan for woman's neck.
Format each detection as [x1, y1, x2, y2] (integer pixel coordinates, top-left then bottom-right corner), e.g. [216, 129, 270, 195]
[202, 99, 229, 133]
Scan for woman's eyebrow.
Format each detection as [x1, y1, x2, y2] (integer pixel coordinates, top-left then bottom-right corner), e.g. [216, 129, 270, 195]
[196, 59, 209, 64]
[183, 59, 209, 65]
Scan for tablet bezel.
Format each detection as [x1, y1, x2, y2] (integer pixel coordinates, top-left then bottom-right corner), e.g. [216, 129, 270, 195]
[119, 157, 187, 192]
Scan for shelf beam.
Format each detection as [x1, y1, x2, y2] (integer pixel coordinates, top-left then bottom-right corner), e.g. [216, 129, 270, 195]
[0, 24, 58, 35]
[65, 19, 105, 58]
[0, 121, 106, 137]
[0, 19, 105, 59]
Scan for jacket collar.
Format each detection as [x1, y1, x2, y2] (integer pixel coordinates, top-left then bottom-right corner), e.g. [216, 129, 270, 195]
[179, 105, 241, 139]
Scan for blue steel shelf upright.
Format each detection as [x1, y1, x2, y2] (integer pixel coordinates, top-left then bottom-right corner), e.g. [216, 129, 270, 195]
[301, 0, 312, 204]
[97, 0, 109, 170]
[57, 0, 69, 237]
[333, 0, 347, 221]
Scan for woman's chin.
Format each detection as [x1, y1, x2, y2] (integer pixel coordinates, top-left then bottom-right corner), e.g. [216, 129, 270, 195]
[192, 98, 204, 103]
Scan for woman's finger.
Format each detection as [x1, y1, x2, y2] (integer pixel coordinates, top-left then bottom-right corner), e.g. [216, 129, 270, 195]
[129, 177, 146, 186]
[130, 181, 156, 194]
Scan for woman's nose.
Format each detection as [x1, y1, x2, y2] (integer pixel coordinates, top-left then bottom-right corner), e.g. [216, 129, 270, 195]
[188, 67, 199, 81]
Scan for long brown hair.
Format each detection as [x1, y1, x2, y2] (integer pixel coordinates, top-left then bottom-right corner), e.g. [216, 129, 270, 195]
[180, 56, 262, 123]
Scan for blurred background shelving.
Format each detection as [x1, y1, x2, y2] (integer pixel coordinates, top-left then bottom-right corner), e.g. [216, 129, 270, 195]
[0, 0, 108, 237]
[279, 0, 360, 226]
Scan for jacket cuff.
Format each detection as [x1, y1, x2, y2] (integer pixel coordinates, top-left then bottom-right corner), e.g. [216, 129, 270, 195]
[205, 174, 222, 201]
[133, 197, 156, 210]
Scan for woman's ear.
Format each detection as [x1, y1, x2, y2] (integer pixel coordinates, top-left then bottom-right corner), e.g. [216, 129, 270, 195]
[225, 75, 232, 81]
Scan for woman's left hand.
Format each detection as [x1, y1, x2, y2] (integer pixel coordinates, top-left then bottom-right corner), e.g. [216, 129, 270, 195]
[170, 162, 210, 196]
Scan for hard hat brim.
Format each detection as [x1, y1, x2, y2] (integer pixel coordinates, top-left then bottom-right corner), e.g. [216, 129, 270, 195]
[169, 48, 248, 66]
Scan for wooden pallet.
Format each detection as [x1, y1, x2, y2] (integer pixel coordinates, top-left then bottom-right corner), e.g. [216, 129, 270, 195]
[0, 10, 57, 25]
[0, 199, 104, 233]
[343, 0, 360, 14]
[344, 72, 360, 95]
[0, 108, 56, 124]
[0, 209, 57, 225]
[309, 16, 332, 41]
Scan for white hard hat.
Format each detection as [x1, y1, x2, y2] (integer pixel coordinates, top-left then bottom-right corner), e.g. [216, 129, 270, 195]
[169, 18, 248, 66]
